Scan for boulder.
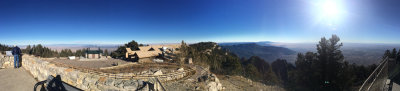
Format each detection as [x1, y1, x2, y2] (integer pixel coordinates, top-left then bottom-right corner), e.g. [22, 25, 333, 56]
[197, 73, 223, 91]
[177, 68, 184, 72]
[153, 70, 163, 76]
[207, 82, 218, 91]
[123, 80, 138, 89]
[207, 81, 223, 91]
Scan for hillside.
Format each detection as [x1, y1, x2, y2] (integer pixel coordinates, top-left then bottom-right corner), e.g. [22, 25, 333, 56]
[221, 43, 296, 62]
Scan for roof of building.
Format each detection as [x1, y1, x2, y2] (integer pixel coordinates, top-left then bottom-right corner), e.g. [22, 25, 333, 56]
[86, 48, 103, 54]
[126, 44, 180, 58]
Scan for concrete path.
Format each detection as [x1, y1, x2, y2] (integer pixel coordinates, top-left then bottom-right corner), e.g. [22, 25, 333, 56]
[0, 68, 38, 91]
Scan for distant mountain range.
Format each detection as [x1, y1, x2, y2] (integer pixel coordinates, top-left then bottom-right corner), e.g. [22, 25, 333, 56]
[220, 42, 296, 63]
[273, 42, 400, 65]
[219, 41, 273, 46]
[220, 41, 400, 65]
[18, 44, 121, 52]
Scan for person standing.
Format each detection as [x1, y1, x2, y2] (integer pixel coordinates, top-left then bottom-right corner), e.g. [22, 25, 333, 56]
[12, 45, 21, 68]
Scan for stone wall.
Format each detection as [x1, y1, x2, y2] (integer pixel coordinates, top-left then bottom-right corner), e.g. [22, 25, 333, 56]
[0, 54, 15, 68]
[19, 55, 193, 90]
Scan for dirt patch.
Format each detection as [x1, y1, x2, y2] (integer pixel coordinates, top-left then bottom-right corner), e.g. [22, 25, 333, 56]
[43, 58, 184, 74]
[217, 75, 285, 91]
[43, 59, 130, 69]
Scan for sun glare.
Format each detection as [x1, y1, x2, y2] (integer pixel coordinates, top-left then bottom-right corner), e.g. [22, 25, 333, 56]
[322, 1, 340, 18]
[312, 0, 346, 30]
[318, 0, 345, 20]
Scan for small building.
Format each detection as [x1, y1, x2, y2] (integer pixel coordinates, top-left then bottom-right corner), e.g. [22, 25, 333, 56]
[85, 48, 103, 59]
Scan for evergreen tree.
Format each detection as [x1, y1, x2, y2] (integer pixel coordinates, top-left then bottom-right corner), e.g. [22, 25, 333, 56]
[384, 50, 391, 58]
[392, 48, 397, 58]
[180, 40, 188, 57]
[397, 49, 400, 63]
[271, 59, 290, 85]
[316, 35, 346, 90]
[24, 44, 59, 58]
[24, 45, 31, 54]
[293, 35, 352, 91]
[125, 40, 139, 50]
[111, 46, 127, 58]
[0, 44, 11, 52]
[104, 49, 108, 56]
[242, 56, 280, 84]
[111, 40, 139, 59]
[294, 52, 319, 91]
[244, 64, 262, 81]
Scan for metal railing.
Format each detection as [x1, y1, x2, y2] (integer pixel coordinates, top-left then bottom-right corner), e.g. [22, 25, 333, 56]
[359, 57, 389, 91]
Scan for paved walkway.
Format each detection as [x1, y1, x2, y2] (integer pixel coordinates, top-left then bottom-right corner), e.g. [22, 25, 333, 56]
[0, 68, 38, 91]
[392, 82, 400, 91]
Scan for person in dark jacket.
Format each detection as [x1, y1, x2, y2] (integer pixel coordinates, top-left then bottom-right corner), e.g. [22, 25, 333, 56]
[12, 45, 21, 68]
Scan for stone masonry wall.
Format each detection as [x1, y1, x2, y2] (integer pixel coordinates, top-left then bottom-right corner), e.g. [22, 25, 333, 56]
[19, 55, 193, 90]
[0, 54, 15, 68]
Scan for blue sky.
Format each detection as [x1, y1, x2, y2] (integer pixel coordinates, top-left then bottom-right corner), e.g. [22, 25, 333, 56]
[1, 0, 400, 45]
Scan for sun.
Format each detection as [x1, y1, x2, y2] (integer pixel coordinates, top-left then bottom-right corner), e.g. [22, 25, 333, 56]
[312, 0, 346, 30]
[320, 0, 342, 19]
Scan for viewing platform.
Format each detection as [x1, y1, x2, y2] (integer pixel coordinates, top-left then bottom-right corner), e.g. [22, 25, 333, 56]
[0, 68, 37, 91]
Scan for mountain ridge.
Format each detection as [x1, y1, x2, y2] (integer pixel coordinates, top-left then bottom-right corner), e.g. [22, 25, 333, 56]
[221, 43, 296, 63]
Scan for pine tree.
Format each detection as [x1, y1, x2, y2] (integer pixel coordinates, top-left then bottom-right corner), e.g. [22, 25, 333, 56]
[25, 45, 31, 54]
[384, 50, 391, 58]
[392, 48, 397, 58]
[125, 40, 139, 50]
[397, 49, 400, 63]
[104, 49, 108, 56]
[111, 40, 138, 58]
[293, 35, 351, 91]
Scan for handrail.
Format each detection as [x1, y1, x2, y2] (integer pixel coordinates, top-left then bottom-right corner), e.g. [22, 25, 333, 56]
[359, 57, 389, 91]
[367, 58, 388, 90]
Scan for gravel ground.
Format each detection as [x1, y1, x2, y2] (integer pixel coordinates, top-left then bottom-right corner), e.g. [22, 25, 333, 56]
[163, 65, 206, 91]
[163, 65, 285, 91]
[99, 63, 182, 73]
[218, 76, 285, 91]
[44, 59, 130, 69]
[0, 68, 38, 91]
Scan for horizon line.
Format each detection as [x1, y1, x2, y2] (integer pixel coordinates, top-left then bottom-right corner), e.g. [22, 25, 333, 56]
[3, 41, 400, 46]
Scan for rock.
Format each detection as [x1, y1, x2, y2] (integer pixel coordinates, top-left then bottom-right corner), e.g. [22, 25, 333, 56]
[4, 61, 10, 68]
[207, 81, 223, 91]
[105, 78, 115, 86]
[177, 68, 184, 72]
[200, 73, 223, 91]
[123, 80, 138, 89]
[207, 82, 218, 91]
[141, 71, 148, 74]
[195, 86, 201, 90]
[198, 75, 208, 82]
[153, 70, 163, 76]
[186, 79, 194, 82]
[138, 79, 145, 87]
[113, 79, 124, 88]
[188, 58, 193, 64]
[211, 74, 220, 83]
